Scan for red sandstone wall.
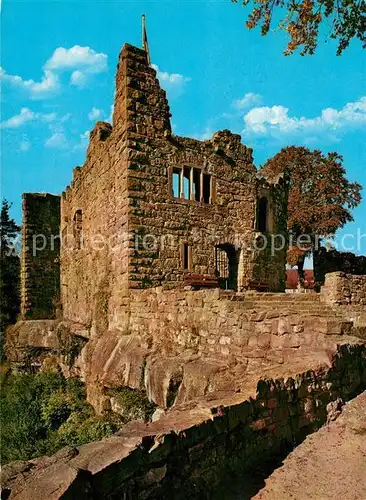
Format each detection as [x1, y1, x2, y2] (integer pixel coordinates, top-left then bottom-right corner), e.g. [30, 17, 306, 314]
[121, 45, 287, 292]
[321, 272, 366, 306]
[126, 288, 352, 364]
[60, 121, 130, 332]
[60, 43, 288, 334]
[21, 193, 60, 319]
[76, 288, 354, 412]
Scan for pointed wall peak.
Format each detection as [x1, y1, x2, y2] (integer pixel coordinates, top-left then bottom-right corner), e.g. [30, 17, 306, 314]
[112, 43, 171, 139]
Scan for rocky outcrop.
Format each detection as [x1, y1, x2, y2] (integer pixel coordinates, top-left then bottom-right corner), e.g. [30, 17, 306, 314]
[2, 341, 365, 499]
[5, 320, 87, 374]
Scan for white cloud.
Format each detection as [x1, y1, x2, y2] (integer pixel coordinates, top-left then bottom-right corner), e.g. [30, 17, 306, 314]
[0, 108, 58, 129]
[80, 129, 90, 146]
[25, 70, 60, 97]
[0, 108, 35, 128]
[107, 103, 114, 124]
[0, 45, 107, 99]
[73, 129, 90, 151]
[233, 92, 262, 110]
[152, 64, 191, 92]
[45, 132, 68, 149]
[80, 130, 90, 141]
[19, 136, 31, 152]
[195, 127, 213, 141]
[45, 46, 107, 73]
[60, 112, 72, 123]
[70, 70, 87, 87]
[244, 105, 291, 133]
[42, 112, 58, 123]
[243, 97, 366, 135]
[0, 67, 60, 99]
[152, 64, 191, 85]
[88, 107, 102, 121]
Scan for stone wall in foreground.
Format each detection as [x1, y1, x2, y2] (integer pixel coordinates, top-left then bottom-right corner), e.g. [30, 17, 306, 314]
[3, 342, 365, 499]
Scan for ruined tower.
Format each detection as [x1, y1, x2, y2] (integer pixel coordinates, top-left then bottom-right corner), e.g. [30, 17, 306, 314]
[20, 29, 289, 331]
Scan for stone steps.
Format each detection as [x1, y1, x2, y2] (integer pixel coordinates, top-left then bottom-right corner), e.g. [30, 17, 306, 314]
[241, 303, 339, 313]
[244, 312, 345, 320]
[225, 292, 353, 332]
[243, 293, 321, 302]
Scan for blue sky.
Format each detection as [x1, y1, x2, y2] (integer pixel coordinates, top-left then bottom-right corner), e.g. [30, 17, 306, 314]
[1, 0, 365, 255]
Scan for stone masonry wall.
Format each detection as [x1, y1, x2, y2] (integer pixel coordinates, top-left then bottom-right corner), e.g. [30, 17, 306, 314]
[119, 45, 287, 293]
[100, 345, 366, 500]
[60, 119, 130, 333]
[127, 288, 351, 362]
[77, 287, 355, 412]
[21, 193, 60, 319]
[314, 246, 366, 285]
[321, 272, 366, 306]
[60, 43, 288, 334]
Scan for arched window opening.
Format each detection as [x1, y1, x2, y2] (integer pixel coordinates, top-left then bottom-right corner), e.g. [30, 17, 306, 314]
[257, 197, 268, 233]
[73, 210, 83, 249]
[215, 244, 239, 291]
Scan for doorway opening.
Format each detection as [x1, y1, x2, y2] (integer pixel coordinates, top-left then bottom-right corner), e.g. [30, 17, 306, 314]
[215, 244, 239, 291]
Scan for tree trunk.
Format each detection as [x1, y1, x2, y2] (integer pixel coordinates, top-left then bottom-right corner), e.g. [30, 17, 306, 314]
[297, 254, 306, 287]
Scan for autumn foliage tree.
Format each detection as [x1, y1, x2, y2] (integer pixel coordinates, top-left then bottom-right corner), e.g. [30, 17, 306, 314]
[232, 0, 366, 55]
[260, 146, 362, 282]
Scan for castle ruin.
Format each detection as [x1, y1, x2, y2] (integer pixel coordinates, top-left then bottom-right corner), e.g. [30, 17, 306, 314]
[4, 32, 366, 500]
[20, 42, 288, 331]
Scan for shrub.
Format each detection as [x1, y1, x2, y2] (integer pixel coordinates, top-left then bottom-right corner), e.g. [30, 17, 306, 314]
[113, 387, 156, 422]
[0, 372, 120, 464]
[57, 413, 119, 447]
[41, 390, 73, 430]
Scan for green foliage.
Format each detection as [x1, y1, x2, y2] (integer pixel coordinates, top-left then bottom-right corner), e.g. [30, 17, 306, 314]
[0, 372, 119, 464]
[0, 372, 157, 465]
[113, 387, 156, 422]
[41, 390, 75, 430]
[56, 414, 119, 447]
[0, 200, 21, 359]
